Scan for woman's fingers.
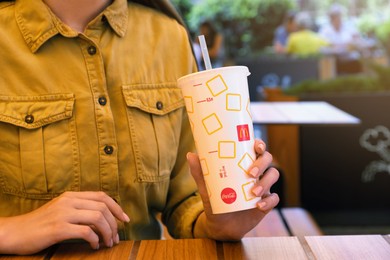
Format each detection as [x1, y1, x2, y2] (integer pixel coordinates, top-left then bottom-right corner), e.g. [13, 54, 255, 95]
[248, 151, 273, 179]
[71, 209, 115, 247]
[251, 139, 280, 212]
[71, 200, 120, 245]
[1, 191, 130, 255]
[254, 139, 267, 155]
[51, 192, 129, 248]
[60, 224, 101, 250]
[248, 139, 273, 179]
[256, 193, 280, 211]
[252, 167, 280, 198]
[63, 192, 130, 223]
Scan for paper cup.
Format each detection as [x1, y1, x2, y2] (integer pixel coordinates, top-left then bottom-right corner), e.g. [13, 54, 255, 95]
[178, 66, 257, 214]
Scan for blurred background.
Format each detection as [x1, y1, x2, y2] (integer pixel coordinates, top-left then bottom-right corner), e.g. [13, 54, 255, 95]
[172, 0, 390, 235]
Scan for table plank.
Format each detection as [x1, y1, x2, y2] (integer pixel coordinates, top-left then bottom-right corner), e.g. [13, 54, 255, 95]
[136, 239, 218, 260]
[250, 101, 360, 125]
[299, 102, 359, 124]
[0, 248, 53, 260]
[223, 237, 308, 260]
[51, 241, 134, 260]
[385, 235, 390, 245]
[280, 208, 322, 237]
[0, 254, 46, 260]
[305, 235, 390, 260]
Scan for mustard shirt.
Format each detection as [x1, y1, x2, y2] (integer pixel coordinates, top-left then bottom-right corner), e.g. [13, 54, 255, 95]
[0, 0, 203, 240]
[286, 30, 329, 57]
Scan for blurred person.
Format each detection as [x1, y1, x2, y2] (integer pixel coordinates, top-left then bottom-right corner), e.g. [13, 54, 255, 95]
[273, 11, 298, 54]
[319, 3, 364, 73]
[0, 0, 279, 255]
[319, 3, 360, 54]
[286, 12, 329, 57]
[194, 20, 224, 70]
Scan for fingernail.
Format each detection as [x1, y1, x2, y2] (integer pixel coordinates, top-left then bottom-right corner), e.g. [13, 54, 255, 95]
[258, 201, 267, 209]
[109, 239, 113, 248]
[95, 244, 100, 250]
[252, 185, 263, 196]
[258, 143, 265, 152]
[249, 167, 259, 178]
[114, 233, 120, 244]
[123, 213, 130, 222]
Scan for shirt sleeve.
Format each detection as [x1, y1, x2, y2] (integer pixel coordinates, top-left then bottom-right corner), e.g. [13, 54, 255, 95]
[162, 106, 205, 238]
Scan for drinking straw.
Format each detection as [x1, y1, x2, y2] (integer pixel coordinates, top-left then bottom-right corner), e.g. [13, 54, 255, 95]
[198, 35, 212, 70]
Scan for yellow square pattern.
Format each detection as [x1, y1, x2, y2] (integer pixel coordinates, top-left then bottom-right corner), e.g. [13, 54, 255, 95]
[202, 113, 223, 135]
[218, 141, 236, 159]
[238, 152, 255, 174]
[226, 93, 241, 111]
[200, 158, 209, 176]
[206, 74, 228, 97]
[242, 180, 256, 201]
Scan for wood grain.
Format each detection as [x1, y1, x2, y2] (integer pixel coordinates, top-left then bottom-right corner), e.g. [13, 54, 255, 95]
[223, 237, 308, 260]
[136, 239, 217, 260]
[305, 235, 390, 260]
[51, 241, 134, 260]
[0, 254, 46, 260]
[0, 247, 53, 260]
[3, 235, 390, 259]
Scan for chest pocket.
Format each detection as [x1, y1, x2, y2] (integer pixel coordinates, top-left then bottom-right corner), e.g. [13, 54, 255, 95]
[0, 94, 79, 199]
[122, 84, 185, 182]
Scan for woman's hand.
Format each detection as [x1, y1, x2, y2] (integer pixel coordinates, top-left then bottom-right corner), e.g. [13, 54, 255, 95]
[188, 139, 280, 241]
[0, 191, 130, 255]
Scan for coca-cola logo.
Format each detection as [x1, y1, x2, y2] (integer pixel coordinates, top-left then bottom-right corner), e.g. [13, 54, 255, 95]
[221, 188, 237, 204]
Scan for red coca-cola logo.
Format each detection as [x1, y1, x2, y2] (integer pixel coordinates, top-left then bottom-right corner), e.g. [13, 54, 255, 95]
[221, 188, 237, 204]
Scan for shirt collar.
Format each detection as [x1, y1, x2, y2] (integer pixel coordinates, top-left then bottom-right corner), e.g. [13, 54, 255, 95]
[104, 0, 128, 37]
[15, 0, 128, 53]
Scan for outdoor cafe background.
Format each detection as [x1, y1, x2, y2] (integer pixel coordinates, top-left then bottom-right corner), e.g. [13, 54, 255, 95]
[172, 0, 390, 234]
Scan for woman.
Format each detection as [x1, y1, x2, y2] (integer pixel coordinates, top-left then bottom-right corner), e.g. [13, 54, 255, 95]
[0, 0, 279, 255]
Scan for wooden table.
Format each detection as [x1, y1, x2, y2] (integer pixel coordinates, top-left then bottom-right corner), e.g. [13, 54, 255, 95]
[2, 235, 389, 260]
[250, 101, 360, 125]
[250, 101, 360, 206]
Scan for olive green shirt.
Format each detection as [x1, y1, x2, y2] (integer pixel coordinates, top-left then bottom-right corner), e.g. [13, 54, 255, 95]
[0, 0, 203, 240]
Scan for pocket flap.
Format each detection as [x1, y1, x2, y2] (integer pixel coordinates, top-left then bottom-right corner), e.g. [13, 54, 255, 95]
[122, 83, 184, 115]
[0, 94, 75, 129]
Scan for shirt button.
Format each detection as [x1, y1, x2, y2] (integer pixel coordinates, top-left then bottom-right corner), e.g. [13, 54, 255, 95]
[87, 46, 97, 55]
[98, 96, 107, 106]
[156, 101, 163, 110]
[25, 114, 34, 124]
[104, 145, 114, 155]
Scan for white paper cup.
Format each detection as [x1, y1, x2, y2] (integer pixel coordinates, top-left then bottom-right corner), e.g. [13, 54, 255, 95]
[178, 66, 257, 214]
